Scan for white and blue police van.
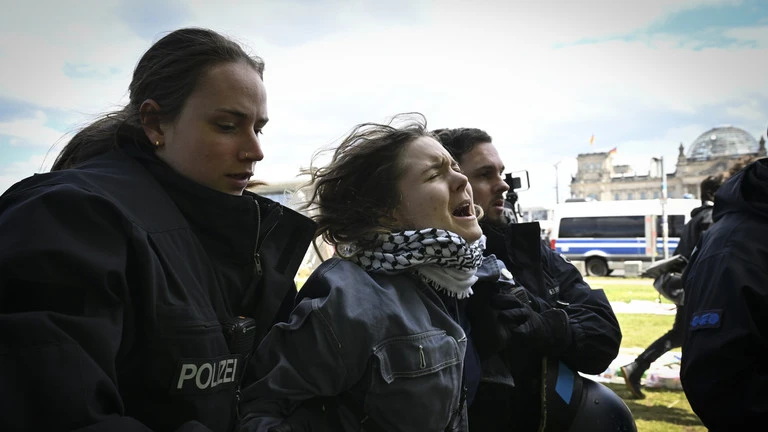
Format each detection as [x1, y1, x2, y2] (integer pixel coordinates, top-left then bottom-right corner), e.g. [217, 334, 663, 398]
[550, 198, 700, 276]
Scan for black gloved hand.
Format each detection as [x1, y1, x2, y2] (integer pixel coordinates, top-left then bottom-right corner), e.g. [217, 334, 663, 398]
[491, 292, 572, 357]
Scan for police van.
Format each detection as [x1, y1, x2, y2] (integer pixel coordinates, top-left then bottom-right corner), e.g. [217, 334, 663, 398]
[550, 198, 700, 276]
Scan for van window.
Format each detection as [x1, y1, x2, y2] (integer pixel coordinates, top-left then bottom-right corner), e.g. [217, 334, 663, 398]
[559, 216, 644, 238]
[655, 214, 686, 237]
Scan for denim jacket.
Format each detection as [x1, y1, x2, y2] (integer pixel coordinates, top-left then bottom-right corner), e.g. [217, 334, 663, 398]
[239, 257, 469, 432]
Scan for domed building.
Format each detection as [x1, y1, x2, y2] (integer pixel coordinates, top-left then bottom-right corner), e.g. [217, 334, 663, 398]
[569, 126, 766, 201]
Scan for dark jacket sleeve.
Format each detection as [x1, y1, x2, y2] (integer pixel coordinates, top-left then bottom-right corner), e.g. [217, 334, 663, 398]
[0, 184, 178, 431]
[542, 245, 622, 374]
[238, 266, 367, 432]
[674, 206, 712, 259]
[681, 240, 768, 429]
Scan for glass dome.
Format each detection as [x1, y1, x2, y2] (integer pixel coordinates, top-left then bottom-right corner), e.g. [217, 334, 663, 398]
[687, 126, 759, 161]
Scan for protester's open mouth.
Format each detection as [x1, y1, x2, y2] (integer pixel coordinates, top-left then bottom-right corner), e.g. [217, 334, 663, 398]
[452, 201, 474, 217]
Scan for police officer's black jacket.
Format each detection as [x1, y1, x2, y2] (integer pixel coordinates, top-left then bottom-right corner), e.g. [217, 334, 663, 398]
[468, 220, 622, 432]
[681, 157, 768, 430]
[0, 141, 316, 431]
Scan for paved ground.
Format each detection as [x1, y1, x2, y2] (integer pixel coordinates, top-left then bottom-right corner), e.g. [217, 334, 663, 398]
[597, 283, 682, 390]
[584, 276, 679, 315]
[585, 349, 682, 391]
[610, 299, 678, 315]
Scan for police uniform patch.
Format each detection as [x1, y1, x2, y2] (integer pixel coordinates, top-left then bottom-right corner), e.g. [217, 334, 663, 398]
[171, 354, 241, 394]
[689, 310, 722, 330]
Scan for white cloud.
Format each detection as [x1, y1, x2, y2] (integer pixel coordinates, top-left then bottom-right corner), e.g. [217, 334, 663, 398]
[725, 99, 768, 121]
[0, 153, 53, 194]
[0, 0, 144, 113]
[0, 0, 766, 206]
[724, 25, 768, 46]
[0, 111, 73, 149]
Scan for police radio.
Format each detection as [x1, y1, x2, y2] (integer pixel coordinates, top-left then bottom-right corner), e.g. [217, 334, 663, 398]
[224, 316, 257, 355]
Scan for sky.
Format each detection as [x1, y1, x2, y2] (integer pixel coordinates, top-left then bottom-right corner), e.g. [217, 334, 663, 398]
[1, 0, 767, 208]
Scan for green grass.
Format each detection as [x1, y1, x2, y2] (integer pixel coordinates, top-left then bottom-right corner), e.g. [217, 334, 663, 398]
[586, 276, 706, 432]
[587, 276, 677, 304]
[616, 313, 676, 350]
[606, 382, 706, 432]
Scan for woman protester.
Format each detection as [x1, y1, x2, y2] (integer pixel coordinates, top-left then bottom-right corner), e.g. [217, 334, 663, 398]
[0, 28, 315, 431]
[238, 113, 521, 432]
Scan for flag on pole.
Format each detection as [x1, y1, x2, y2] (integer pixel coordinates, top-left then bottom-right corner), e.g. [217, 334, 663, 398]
[608, 147, 617, 156]
[589, 134, 595, 145]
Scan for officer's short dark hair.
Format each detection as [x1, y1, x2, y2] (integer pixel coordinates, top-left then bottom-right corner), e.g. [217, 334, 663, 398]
[431, 128, 492, 163]
[700, 174, 725, 202]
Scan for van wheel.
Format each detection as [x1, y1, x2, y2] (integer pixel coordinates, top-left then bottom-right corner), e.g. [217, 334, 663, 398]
[586, 258, 609, 277]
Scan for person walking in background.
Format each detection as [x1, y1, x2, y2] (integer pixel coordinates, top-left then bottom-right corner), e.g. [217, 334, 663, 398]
[620, 173, 728, 399]
[680, 154, 768, 430]
[0, 28, 315, 431]
[434, 127, 627, 432]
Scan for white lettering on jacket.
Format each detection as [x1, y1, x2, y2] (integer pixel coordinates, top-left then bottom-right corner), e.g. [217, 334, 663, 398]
[172, 355, 240, 393]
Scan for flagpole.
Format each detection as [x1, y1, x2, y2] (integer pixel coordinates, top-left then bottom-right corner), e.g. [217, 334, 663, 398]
[661, 156, 669, 259]
[653, 156, 669, 259]
[554, 161, 561, 204]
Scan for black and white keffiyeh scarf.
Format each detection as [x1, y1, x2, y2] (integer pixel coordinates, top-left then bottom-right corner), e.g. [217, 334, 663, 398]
[341, 228, 486, 299]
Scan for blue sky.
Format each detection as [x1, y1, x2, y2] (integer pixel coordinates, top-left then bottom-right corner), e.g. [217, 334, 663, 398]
[1, 0, 766, 207]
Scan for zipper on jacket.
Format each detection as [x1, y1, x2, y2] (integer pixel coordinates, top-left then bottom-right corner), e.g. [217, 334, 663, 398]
[253, 251, 262, 279]
[253, 200, 283, 252]
[235, 388, 242, 419]
[234, 351, 254, 420]
[251, 203, 264, 280]
[250, 199, 282, 280]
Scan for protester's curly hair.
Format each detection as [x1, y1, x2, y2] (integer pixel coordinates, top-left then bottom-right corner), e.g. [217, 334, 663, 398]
[301, 113, 437, 250]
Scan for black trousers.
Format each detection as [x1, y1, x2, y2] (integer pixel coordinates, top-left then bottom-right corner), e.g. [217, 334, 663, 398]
[634, 306, 684, 370]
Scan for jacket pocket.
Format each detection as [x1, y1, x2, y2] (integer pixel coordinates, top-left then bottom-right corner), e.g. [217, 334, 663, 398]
[373, 330, 462, 383]
[154, 306, 222, 336]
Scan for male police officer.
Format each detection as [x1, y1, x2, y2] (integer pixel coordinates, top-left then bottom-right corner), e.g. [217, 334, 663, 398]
[681, 155, 768, 429]
[621, 174, 727, 399]
[434, 128, 627, 431]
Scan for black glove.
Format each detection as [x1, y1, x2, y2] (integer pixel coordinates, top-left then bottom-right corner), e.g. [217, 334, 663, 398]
[491, 292, 572, 357]
[653, 272, 685, 305]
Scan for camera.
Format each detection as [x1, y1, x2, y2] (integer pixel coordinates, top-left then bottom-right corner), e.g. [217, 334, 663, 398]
[504, 173, 523, 191]
[503, 171, 530, 222]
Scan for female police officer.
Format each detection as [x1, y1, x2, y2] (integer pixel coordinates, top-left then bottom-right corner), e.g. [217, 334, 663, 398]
[0, 28, 315, 431]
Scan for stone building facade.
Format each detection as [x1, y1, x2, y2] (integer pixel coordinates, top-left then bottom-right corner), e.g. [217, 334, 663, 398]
[569, 126, 767, 201]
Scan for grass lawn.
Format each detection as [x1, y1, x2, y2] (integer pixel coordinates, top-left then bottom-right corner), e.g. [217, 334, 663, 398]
[586, 276, 706, 432]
